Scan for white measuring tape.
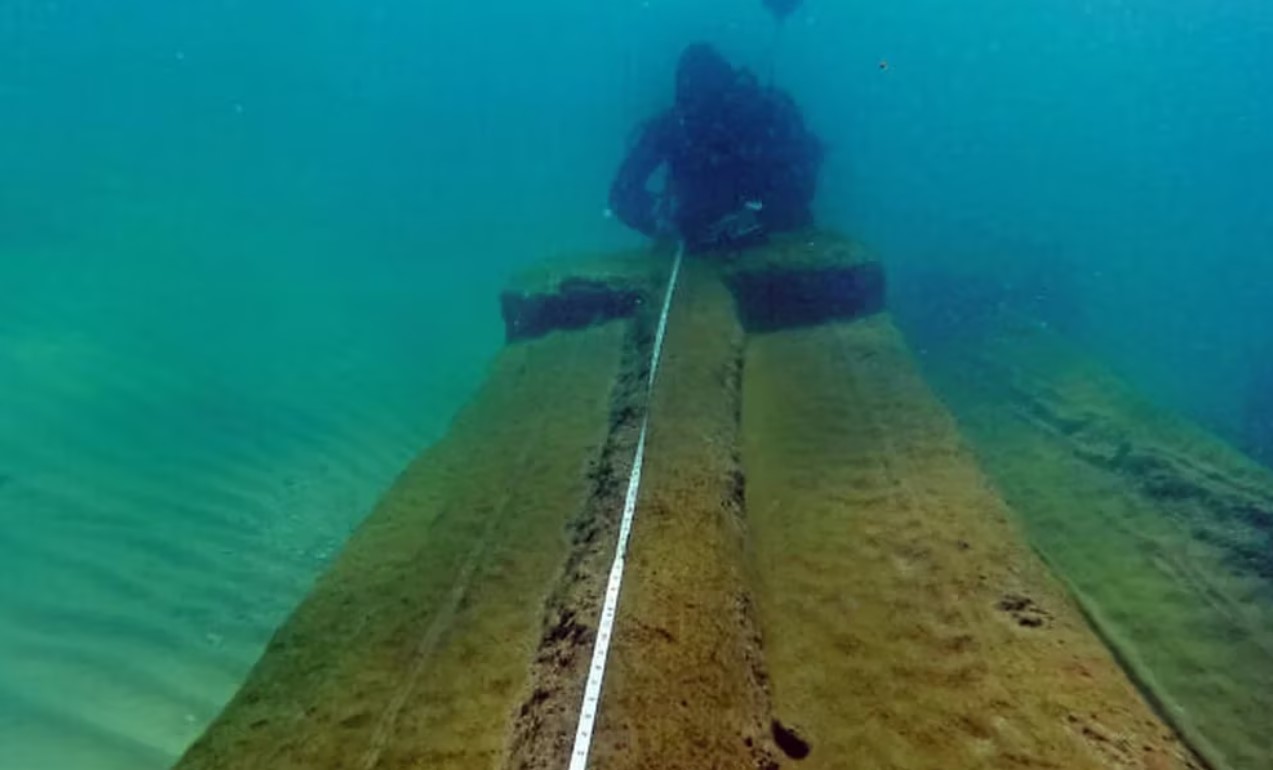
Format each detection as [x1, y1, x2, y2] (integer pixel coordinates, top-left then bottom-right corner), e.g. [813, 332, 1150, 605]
[568, 241, 685, 770]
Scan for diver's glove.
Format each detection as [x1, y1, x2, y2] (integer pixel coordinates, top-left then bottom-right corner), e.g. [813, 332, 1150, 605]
[702, 201, 765, 247]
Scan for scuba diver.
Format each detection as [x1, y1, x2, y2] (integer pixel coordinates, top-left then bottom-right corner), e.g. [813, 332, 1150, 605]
[608, 43, 823, 253]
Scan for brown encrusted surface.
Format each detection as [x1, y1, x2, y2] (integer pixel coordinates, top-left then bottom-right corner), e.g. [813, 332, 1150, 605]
[722, 230, 886, 333]
[501, 252, 666, 342]
[175, 233, 1224, 770]
[504, 251, 665, 298]
[741, 315, 1205, 770]
[917, 315, 1273, 770]
[499, 231, 886, 341]
[173, 322, 626, 770]
[504, 289, 658, 770]
[587, 263, 781, 770]
[725, 230, 877, 274]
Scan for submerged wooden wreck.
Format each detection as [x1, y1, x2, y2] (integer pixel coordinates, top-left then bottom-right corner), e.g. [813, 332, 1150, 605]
[174, 232, 1237, 770]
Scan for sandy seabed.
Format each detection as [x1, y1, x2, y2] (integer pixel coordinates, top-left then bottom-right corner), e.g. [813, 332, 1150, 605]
[0, 293, 489, 770]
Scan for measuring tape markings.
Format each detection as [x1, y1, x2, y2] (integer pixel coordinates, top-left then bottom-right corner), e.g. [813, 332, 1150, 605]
[568, 242, 685, 770]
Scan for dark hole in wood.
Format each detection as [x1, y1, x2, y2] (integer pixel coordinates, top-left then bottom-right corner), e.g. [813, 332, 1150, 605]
[772, 719, 811, 760]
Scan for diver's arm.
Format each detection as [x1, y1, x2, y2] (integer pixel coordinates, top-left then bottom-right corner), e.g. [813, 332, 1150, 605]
[609, 114, 674, 236]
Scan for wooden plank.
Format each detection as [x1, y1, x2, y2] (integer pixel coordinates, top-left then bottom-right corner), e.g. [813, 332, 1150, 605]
[741, 315, 1204, 769]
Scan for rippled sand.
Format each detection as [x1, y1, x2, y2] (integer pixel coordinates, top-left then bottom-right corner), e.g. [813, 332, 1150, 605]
[0, 243, 497, 769]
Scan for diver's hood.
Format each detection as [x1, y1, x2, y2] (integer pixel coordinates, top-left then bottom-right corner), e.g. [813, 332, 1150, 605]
[675, 44, 735, 111]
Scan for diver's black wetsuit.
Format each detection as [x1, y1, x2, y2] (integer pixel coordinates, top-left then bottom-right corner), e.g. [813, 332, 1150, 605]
[609, 44, 823, 252]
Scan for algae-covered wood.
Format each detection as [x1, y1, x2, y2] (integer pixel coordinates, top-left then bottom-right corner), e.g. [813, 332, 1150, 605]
[742, 316, 1203, 769]
[918, 316, 1273, 770]
[588, 265, 778, 770]
[500, 251, 666, 342]
[174, 322, 627, 770]
[176, 232, 1234, 770]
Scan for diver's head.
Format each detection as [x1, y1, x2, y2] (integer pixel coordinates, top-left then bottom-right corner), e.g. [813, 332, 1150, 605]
[675, 43, 735, 111]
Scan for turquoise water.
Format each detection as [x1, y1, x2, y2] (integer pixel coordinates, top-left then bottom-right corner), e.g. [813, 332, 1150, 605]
[2, 1, 1271, 767]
